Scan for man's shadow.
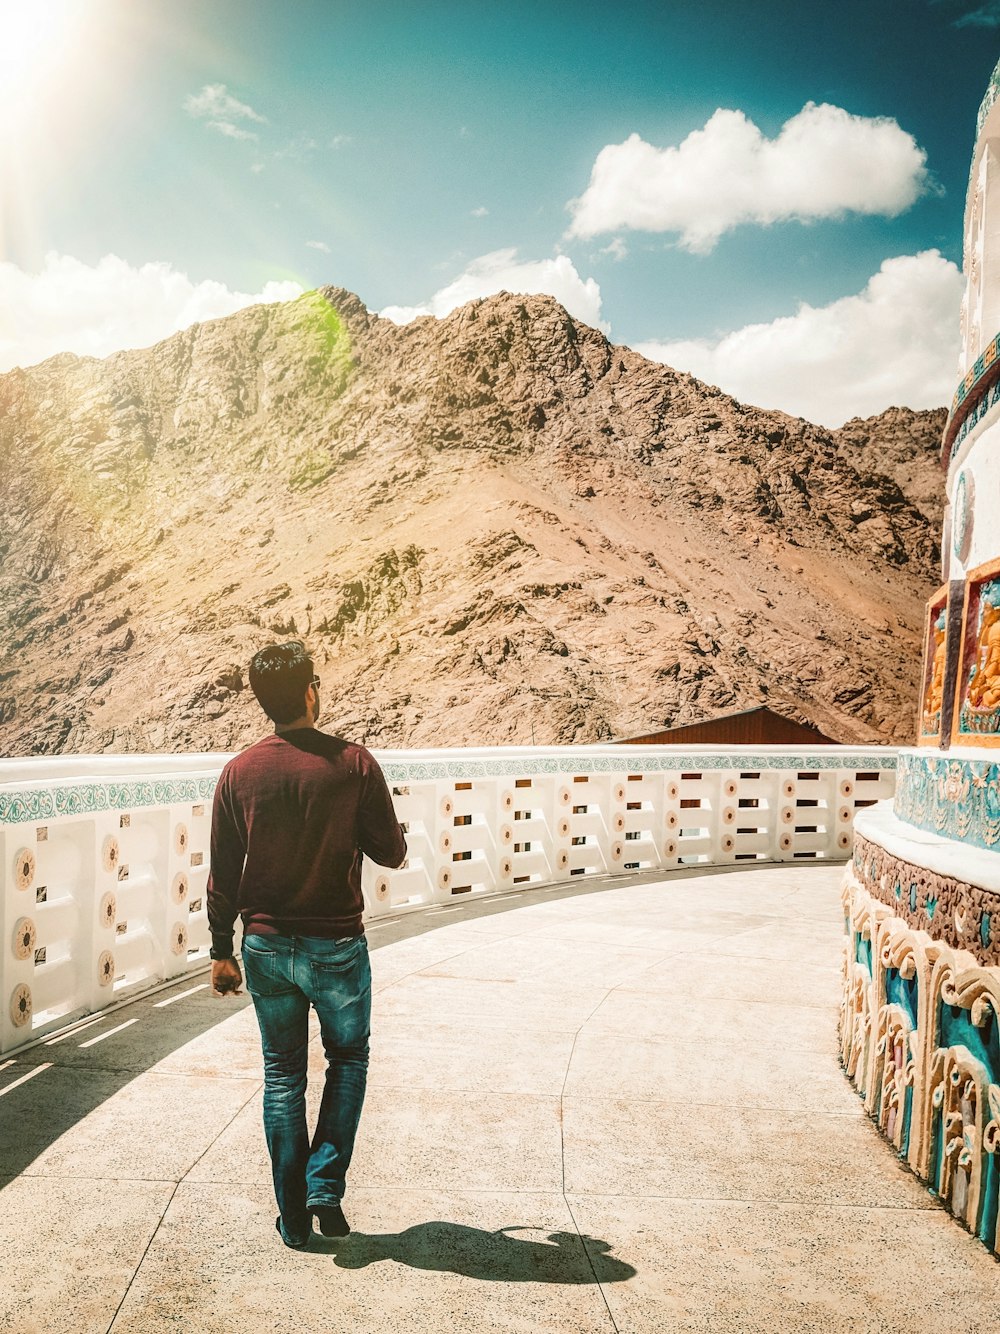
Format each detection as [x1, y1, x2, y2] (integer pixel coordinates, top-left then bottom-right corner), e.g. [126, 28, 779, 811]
[314, 1222, 636, 1284]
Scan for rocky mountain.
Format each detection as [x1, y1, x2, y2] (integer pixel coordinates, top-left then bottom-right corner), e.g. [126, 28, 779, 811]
[0, 287, 944, 755]
[833, 406, 946, 525]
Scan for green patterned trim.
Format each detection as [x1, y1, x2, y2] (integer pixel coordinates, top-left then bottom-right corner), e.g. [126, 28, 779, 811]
[894, 751, 1000, 851]
[0, 777, 218, 826]
[379, 751, 896, 783]
[943, 343, 1000, 465]
[0, 750, 896, 826]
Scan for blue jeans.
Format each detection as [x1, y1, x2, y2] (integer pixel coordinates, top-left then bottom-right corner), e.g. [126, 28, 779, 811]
[241, 932, 371, 1244]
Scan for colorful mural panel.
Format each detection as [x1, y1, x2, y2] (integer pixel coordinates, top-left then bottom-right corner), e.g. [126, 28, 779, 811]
[952, 558, 1000, 747]
[918, 585, 949, 746]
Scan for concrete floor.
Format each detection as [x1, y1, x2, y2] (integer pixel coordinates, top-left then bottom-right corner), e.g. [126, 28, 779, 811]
[1, 863, 998, 1334]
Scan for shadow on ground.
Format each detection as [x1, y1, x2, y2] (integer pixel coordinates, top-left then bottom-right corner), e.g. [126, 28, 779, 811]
[314, 1221, 637, 1283]
[0, 987, 258, 1178]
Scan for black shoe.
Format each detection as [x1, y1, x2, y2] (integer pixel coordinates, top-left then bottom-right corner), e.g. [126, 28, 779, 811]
[312, 1204, 351, 1237]
[276, 1215, 311, 1250]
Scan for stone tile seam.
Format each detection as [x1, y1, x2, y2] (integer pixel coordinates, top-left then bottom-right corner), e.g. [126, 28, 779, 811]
[562, 1194, 623, 1334]
[358, 1085, 565, 1102]
[560, 961, 737, 1304]
[557, 1096, 880, 1120]
[562, 1193, 949, 1218]
[565, 1031, 844, 1056]
[576, 1024, 843, 1050]
[357, 1083, 848, 1100]
[175, 1181, 573, 1196]
[588, 991, 842, 1015]
[103, 1180, 180, 1334]
[561, 1190, 940, 1212]
[557, 996, 627, 1334]
[16, 1171, 183, 1184]
[368, 1023, 584, 1037]
[480, 939, 714, 960]
[557, 984, 621, 1193]
[561, 1092, 865, 1114]
[0, 1177, 941, 1209]
[600, 992, 842, 1013]
[363, 1085, 571, 1097]
[367, 1024, 588, 1036]
[561, 1042, 841, 1060]
[173, 1078, 268, 1189]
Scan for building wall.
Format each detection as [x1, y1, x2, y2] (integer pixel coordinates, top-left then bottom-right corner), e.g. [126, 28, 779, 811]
[619, 710, 838, 748]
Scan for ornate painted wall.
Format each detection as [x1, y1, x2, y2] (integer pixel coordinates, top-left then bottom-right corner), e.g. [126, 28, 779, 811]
[842, 848, 1000, 1251]
[852, 832, 1000, 961]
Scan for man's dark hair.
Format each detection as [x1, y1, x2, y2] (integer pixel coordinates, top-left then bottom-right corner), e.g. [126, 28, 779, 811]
[249, 641, 314, 724]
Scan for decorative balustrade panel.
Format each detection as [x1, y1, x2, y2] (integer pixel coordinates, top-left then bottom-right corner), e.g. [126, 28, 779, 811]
[0, 745, 896, 1053]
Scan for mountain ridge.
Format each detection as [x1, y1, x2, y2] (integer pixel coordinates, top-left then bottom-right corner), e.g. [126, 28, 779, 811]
[0, 286, 944, 755]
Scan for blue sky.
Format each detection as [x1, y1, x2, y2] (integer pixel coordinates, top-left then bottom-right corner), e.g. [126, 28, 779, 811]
[3, 0, 999, 423]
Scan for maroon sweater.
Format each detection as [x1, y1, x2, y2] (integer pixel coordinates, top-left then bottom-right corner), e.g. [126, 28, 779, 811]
[207, 729, 407, 956]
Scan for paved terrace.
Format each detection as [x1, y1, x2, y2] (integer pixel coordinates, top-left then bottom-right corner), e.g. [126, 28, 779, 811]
[1, 863, 997, 1334]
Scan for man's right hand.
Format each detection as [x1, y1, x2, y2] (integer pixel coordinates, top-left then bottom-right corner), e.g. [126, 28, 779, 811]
[211, 958, 243, 996]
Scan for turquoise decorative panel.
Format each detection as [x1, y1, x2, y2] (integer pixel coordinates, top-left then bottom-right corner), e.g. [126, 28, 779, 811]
[933, 1002, 1000, 1248]
[895, 751, 1000, 850]
[885, 967, 918, 1028]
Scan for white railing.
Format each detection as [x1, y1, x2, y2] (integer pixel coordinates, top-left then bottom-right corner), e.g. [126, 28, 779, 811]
[0, 744, 897, 1053]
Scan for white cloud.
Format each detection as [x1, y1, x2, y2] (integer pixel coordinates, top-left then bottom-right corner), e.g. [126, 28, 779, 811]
[0, 253, 303, 372]
[184, 83, 266, 142]
[380, 248, 605, 330]
[633, 251, 963, 427]
[185, 83, 266, 123]
[307, 240, 331, 253]
[600, 238, 628, 262]
[471, 206, 489, 218]
[568, 102, 930, 253]
[329, 134, 352, 149]
[953, 3, 1000, 26]
[208, 120, 258, 142]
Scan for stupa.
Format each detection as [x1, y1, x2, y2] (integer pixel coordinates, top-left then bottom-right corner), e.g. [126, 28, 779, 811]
[841, 57, 1000, 1250]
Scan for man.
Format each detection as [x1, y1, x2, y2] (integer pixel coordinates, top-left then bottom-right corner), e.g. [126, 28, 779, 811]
[207, 640, 406, 1249]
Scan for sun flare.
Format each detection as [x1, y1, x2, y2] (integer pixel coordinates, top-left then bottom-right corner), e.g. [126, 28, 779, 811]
[0, 0, 89, 113]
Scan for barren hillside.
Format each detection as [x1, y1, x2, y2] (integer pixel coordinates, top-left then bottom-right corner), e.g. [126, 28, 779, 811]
[0, 287, 944, 754]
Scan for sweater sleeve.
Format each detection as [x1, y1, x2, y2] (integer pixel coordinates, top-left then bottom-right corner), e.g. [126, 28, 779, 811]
[207, 767, 246, 957]
[357, 752, 407, 869]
